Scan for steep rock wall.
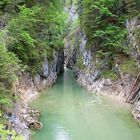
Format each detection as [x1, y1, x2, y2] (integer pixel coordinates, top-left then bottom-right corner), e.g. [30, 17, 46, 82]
[9, 50, 64, 139]
[126, 17, 140, 67]
[126, 17, 140, 122]
[65, 14, 140, 122]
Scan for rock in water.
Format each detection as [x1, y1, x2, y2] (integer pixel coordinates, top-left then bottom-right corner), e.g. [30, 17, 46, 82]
[28, 121, 43, 130]
[22, 108, 43, 130]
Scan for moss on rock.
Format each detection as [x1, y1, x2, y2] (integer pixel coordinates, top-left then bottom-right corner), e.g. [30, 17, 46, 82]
[119, 58, 139, 77]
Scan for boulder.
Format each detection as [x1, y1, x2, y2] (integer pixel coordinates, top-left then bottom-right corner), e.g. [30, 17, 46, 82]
[21, 108, 42, 130]
[28, 121, 43, 130]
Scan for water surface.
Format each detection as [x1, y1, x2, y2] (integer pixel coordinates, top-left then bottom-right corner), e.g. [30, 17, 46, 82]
[31, 69, 140, 140]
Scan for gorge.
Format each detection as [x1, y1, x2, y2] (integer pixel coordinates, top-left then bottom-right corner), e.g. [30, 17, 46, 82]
[0, 0, 140, 140]
[30, 69, 140, 140]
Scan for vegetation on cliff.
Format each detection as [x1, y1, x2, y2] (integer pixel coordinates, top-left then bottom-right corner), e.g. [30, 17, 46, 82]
[0, 0, 66, 108]
[78, 0, 140, 50]
[0, 0, 67, 138]
[0, 43, 19, 112]
[76, 0, 140, 79]
[0, 0, 140, 138]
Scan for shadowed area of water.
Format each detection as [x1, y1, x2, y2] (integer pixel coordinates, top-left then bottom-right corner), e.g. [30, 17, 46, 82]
[30, 69, 140, 140]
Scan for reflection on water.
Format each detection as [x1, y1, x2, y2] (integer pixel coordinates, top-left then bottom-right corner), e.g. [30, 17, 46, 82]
[55, 126, 70, 140]
[30, 69, 140, 140]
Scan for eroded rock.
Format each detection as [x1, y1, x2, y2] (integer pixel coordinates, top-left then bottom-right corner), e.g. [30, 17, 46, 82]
[28, 121, 43, 130]
[21, 108, 42, 130]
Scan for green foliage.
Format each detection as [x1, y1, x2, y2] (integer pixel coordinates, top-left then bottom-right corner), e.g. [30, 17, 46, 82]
[0, 44, 19, 109]
[0, 0, 67, 115]
[79, 0, 127, 53]
[6, 2, 67, 75]
[77, 0, 140, 77]
[0, 0, 24, 14]
[0, 124, 23, 140]
[20, 31, 36, 47]
[76, 57, 85, 70]
[119, 58, 139, 77]
[123, 0, 140, 17]
[101, 69, 118, 81]
[0, 0, 13, 11]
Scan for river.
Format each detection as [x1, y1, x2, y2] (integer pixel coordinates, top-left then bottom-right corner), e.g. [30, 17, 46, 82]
[30, 69, 140, 140]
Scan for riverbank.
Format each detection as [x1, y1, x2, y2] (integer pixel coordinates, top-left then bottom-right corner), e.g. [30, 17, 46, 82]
[64, 1, 140, 125]
[74, 69, 140, 124]
[65, 31, 140, 123]
[12, 72, 57, 139]
[9, 51, 64, 139]
[30, 69, 140, 140]
[13, 68, 139, 140]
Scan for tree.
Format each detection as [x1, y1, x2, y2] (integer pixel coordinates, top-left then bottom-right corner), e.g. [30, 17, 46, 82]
[6, 2, 67, 75]
[0, 43, 19, 110]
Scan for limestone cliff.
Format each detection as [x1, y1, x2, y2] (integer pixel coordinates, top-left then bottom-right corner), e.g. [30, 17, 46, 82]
[65, 5, 140, 123]
[8, 50, 64, 140]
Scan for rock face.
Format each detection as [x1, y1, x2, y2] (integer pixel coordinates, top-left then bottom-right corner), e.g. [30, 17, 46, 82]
[34, 51, 64, 91]
[126, 17, 140, 121]
[66, 30, 135, 98]
[66, 31, 140, 121]
[10, 50, 64, 140]
[126, 17, 140, 67]
[65, 9, 140, 122]
[132, 99, 140, 122]
[22, 108, 42, 130]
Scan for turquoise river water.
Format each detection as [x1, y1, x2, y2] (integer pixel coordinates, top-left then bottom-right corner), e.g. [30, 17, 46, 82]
[30, 69, 140, 140]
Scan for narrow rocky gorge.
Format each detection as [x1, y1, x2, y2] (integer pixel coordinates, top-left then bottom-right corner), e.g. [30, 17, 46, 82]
[0, 0, 140, 140]
[12, 51, 64, 139]
[64, 3, 140, 123]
